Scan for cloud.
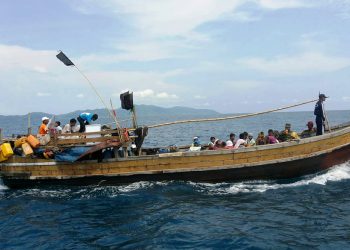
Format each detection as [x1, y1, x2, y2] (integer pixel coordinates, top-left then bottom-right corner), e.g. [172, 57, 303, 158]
[238, 52, 350, 76]
[0, 44, 57, 72]
[72, 0, 312, 38]
[342, 96, 350, 102]
[194, 95, 207, 99]
[76, 94, 84, 98]
[79, 40, 186, 64]
[37, 92, 52, 97]
[133, 89, 178, 99]
[156, 92, 178, 99]
[256, 0, 311, 10]
[223, 80, 265, 90]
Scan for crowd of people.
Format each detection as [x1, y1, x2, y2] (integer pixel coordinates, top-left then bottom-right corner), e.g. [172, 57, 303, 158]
[37, 112, 99, 136]
[190, 121, 317, 151]
[189, 93, 329, 152]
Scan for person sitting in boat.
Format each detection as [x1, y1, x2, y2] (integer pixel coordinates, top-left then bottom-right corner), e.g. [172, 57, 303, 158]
[38, 117, 50, 135]
[247, 133, 256, 146]
[225, 140, 234, 149]
[266, 129, 279, 144]
[256, 132, 266, 145]
[213, 139, 222, 150]
[189, 136, 202, 151]
[227, 133, 236, 145]
[208, 136, 216, 149]
[290, 131, 300, 140]
[77, 113, 98, 132]
[278, 123, 294, 142]
[54, 121, 62, 134]
[233, 133, 247, 149]
[62, 118, 80, 134]
[300, 121, 317, 138]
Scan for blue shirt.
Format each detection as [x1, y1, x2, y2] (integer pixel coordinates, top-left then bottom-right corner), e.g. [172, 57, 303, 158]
[79, 113, 94, 123]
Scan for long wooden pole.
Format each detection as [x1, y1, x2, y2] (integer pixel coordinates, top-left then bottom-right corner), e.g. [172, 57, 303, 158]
[0, 128, 3, 142]
[27, 112, 32, 135]
[148, 99, 318, 128]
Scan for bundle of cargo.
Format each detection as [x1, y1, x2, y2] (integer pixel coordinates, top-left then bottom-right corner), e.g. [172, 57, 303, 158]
[0, 143, 14, 162]
[13, 135, 40, 157]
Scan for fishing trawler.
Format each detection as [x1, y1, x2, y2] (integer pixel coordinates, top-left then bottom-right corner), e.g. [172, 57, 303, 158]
[1, 52, 350, 189]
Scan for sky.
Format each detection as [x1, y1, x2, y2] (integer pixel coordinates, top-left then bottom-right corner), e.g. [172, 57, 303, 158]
[0, 0, 350, 115]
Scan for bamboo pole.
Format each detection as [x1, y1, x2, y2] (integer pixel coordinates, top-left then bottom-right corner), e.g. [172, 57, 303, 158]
[27, 112, 32, 135]
[0, 128, 3, 142]
[131, 106, 138, 128]
[148, 98, 319, 129]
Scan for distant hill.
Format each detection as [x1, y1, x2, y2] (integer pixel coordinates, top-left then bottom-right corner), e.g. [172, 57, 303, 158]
[0, 105, 220, 136]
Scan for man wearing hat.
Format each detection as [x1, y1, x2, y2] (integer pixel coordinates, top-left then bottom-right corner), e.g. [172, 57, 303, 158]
[278, 123, 293, 142]
[38, 117, 50, 135]
[314, 94, 327, 135]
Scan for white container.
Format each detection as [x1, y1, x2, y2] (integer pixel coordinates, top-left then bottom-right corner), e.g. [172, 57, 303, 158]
[85, 124, 101, 145]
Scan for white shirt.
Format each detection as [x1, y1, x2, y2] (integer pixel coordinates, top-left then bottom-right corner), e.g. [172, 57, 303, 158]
[62, 124, 80, 133]
[234, 139, 246, 149]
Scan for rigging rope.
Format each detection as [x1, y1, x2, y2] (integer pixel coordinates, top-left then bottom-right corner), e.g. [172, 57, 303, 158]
[148, 98, 318, 129]
[74, 66, 119, 127]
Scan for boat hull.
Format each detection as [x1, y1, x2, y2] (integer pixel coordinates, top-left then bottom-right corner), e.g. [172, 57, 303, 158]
[2, 141, 350, 189]
[2, 125, 350, 189]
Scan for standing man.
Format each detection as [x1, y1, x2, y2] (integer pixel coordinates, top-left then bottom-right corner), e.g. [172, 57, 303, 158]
[314, 93, 327, 136]
[77, 112, 98, 132]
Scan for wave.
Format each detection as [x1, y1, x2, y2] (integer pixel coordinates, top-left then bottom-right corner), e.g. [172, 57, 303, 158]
[0, 179, 8, 191]
[1, 162, 350, 198]
[191, 161, 350, 195]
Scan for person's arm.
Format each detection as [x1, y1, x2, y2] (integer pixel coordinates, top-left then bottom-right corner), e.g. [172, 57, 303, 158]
[321, 102, 325, 121]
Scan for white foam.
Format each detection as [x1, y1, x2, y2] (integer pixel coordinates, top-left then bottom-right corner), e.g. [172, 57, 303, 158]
[191, 161, 350, 195]
[0, 179, 8, 190]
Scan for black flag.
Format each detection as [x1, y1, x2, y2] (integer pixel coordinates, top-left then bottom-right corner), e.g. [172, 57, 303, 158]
[120, 91, 134, 110]
[56, 51, 75, 66]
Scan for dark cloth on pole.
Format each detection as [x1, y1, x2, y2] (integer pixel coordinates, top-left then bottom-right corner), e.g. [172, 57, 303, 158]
[314, 100, 325, 135]
[120, 91, 134, 110]
[56, 51, 75, 66]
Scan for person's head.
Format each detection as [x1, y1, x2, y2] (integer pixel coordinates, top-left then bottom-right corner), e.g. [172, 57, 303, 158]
[319, 93, 327, 102]
[42, 117, 49, 125]
[229, 133, 235, 141]
[210, 136, 216, 143]
[285, 123, 291, 132]
[258, 131, 264, 138]
[55, 121, 61, 127]
[248, 133, 253, 140]
[92, 114, 98, 121]
[193, 136, 200, 146]
[243, 131, 248, 139]
[268, 129, 274, 136]
[70, 118, 77, 126]
[291, 132, 299, 139]
[221, 141, 226, 147]
[307, 121, 314, 130]
[239, 133, 244, 139]
[215, 140, 222, 146]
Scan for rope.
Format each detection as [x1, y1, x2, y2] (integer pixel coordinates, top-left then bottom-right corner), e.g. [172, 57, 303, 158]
[148, 99, 319, 129]
[74, 66, 119, 126]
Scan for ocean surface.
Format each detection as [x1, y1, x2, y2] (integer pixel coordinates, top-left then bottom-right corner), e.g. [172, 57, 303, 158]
[1, 111, 350, 249]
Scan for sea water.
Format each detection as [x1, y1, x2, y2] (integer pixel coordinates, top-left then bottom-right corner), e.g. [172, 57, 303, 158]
[1, 111, 350, 249]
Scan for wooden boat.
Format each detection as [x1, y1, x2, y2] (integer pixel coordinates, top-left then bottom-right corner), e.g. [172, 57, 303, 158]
[1, 121, 350, 189]
[2, 52, 343, 188]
